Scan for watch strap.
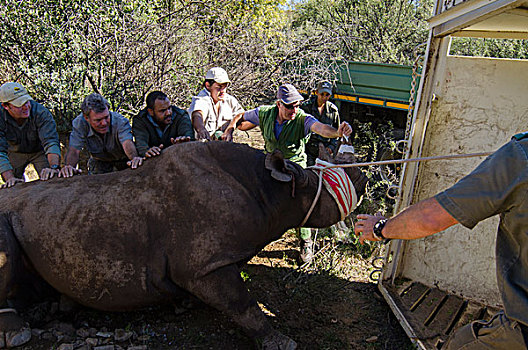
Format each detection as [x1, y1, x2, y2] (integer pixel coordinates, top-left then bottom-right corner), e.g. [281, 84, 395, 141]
[373, 219, 388, 241]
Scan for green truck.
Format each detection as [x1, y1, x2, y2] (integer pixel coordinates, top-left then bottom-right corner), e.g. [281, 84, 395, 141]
[299, 60, 418, 133]
[297, 60, 420, 183]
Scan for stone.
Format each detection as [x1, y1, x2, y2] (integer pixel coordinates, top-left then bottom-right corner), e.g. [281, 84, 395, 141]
[75, 345, 90, 350]
[86, 337, 99, 346]
[32, 328, 46, 337]
[5, 328, 31, 348]
[114, 329, 133, 342]
[76, 328, 91, 338]
[365, 335, 378, 343]
[136, 335, 149, 342]
[57, 344, 74, 350]
[94, 345, 115, 350]
[41, 332, 55, 341]
[96, 331, 114, 338]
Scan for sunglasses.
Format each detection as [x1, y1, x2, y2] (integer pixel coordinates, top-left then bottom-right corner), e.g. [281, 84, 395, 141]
[281, 101, 301, 110]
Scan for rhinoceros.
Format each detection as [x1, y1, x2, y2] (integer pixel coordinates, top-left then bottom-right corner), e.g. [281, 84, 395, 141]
[0, 141, 367, 349]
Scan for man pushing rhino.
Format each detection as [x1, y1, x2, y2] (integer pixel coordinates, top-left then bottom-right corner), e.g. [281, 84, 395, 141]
[60, 93, 144, 177]
[238, 84, 353, 263]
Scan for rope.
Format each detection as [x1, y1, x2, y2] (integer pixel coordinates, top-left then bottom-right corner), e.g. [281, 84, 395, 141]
[297, 151, 492, 228]
[318, 151, 493, 169]
[299, 169, 324, 227]
[0, 308, 17, 315]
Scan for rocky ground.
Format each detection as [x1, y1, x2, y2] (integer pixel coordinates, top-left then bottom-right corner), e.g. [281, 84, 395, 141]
[11, 128, 412, 349]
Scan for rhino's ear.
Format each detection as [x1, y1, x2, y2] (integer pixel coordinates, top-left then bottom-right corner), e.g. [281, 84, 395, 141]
[265, 151, 293, 182]
[317, 143, 332, 162]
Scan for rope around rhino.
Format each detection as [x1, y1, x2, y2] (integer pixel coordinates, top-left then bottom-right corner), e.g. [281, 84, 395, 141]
[298, 151, 493, 229]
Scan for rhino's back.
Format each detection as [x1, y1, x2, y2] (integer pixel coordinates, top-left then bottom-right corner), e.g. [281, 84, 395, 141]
[1, 142, 292, 310]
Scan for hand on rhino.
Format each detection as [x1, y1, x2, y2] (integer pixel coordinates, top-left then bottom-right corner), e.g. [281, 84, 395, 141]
[127, 156, 144, 169]
[0, 177, 24, 189]
[59, 165, 83, 178]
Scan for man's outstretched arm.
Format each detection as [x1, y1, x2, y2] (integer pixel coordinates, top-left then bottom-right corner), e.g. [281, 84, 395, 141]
[354, 197, 459, 244]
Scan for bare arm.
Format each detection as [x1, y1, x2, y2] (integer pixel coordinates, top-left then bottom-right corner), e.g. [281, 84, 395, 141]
[354, 197, 459, 244]
[59, 147, 82, 178]
[221, 112, 244, 142]
[191, 111, 211, 141]
[310, 121, 352, 138]
[237, 120, 257, 131]
[122, 139, 143, 169]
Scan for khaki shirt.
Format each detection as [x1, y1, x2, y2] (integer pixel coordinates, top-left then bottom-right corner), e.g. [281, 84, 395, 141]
[188, 88, 244, 137]
[69, 112, 133, 162]
[436, 136, 528, 326]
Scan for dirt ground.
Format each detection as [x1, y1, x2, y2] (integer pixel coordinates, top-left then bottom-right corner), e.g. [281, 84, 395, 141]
[13, 129, 412, 350]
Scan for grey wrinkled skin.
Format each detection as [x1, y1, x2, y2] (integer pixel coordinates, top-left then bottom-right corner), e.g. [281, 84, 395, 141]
[0, 141, 367, 346]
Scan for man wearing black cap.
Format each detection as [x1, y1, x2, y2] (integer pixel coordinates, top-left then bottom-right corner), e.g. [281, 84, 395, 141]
[301, 81, 341, 166]
[238, 83, 352, 263]
[0, 82, 61, 189]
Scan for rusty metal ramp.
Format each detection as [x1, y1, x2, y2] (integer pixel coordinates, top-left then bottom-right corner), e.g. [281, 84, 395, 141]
[379, 280, 500, 349]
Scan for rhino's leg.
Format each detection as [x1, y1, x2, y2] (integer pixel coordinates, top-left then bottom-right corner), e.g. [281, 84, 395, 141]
[0, 215, 31, 348]
[185, 264, 296, 349]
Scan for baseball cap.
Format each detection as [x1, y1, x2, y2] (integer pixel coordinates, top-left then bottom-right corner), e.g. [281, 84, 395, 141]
[0, 82, 33, 107]
[277, 84, 303, 104]
[317, 81, 333, 95]
[205, 67, 231, 84]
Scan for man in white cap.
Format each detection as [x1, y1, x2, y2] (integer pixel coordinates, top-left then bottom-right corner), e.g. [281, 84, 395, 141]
[301, 81, 341, 166]
[0, 82, 61, 189]
[238, 83, 353, 263]
[188, 67, 244, 141]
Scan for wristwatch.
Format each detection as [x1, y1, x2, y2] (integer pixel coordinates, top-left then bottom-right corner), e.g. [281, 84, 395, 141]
[373, 219, 389, 242]
[50, 164, 60, 170]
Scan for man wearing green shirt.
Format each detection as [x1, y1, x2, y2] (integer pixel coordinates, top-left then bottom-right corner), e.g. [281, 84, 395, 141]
[355, 133, 528, 349]
[239, 84, 352, 263]
[301, 81, 341, 166]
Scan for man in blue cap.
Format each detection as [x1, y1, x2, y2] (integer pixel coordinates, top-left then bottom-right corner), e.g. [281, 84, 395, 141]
[238, 83, 353, 263]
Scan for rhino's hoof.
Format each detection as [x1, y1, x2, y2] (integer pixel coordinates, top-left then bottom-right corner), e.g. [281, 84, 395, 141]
[3, 328, 31, 348]
[260, 331, 297, 350]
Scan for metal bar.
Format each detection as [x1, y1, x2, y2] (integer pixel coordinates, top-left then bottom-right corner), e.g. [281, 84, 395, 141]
[399, 282, 415, 297]
[379, 282, 429, 350]
[444, 300, 468, 335]
[425, 294, 449, 326]
[411, 288, 432, 312]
